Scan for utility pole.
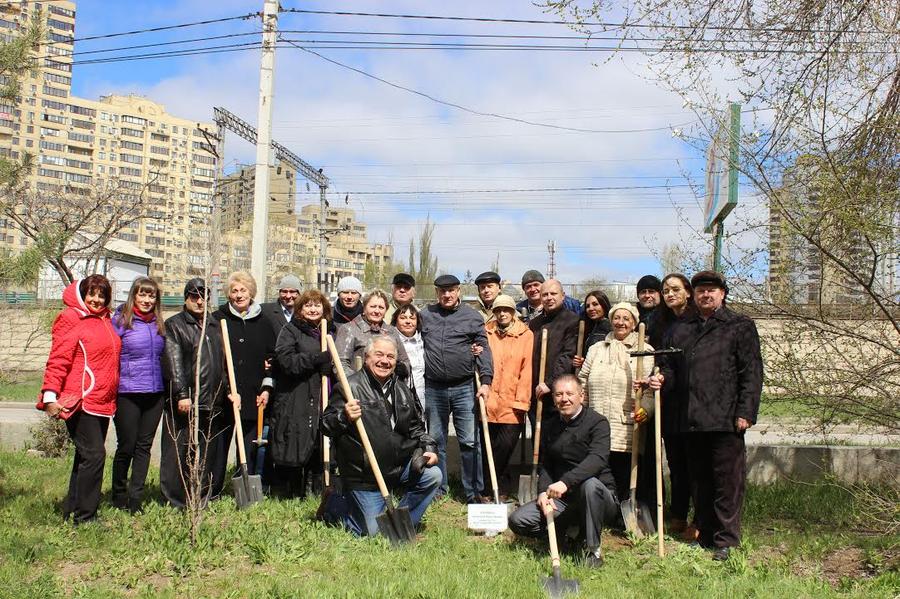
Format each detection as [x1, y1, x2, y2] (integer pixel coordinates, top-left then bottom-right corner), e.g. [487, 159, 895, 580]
[547, 240, 556, 279]
[250, 0, 279, 302]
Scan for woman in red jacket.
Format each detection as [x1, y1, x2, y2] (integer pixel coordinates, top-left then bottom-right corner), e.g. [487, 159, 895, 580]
[38, 275, 121, 524]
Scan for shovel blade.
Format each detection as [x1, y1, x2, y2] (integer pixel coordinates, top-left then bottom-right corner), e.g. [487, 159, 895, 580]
[518, 475, 536, 505]
[620, 498, 655, 537]
[543, 575, 580, 598]
[376, 505, 417, 546]
[232, 470, 264, 510]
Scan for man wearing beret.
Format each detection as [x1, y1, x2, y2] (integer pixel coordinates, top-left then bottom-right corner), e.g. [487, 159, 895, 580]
[419, 274, 494, 502]
[648, 270, 762, 561]
[474, 271, 502, 323]
[385, 272, 416, 323]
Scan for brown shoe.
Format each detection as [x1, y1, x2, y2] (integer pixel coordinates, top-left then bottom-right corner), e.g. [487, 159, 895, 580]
[681, 524, 700, 542]
[668, 518, 688, 534]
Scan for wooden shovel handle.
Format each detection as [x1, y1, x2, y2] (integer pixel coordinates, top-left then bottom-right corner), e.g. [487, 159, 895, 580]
[326, 335, 392, 502]
[476, 373, 500, 504]
[532, 328, 548, 468]
[257, 404, 264, 440]
[575, 320, 585, 359]
[628, 322, 646, 493]
[653, 366, 665, 557]
[543, 501, 561, 569]
[221, 319, 248, 466]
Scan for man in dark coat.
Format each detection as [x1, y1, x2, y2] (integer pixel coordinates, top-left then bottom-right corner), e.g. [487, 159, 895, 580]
[260, 273, 301, 339]
[529, 278, 579, 418]
[649, 270, 762, 561]
[509, 375, 618, 568]
[160, 278, 230, 507]
[322, 337, 441, 537]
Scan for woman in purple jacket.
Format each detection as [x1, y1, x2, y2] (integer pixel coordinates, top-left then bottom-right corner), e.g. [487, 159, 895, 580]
[111, 277, 166, 513]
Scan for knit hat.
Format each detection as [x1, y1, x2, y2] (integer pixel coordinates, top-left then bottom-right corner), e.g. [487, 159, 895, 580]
[521, 270, 545, 286]
[608, 301, 640, 323]
[277, 274, 301, 292]
[636, 275, 662, 294]
[336, 276, 363, 294]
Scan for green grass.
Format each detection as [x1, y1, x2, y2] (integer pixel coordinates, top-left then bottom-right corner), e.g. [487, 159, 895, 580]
[0, 373, 41, 402]
[0, 451, 897, 598]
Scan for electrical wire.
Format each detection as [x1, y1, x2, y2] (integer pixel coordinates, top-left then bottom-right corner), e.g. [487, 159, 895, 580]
[278, 7, 892, 36]
[53, 12, 262, 45]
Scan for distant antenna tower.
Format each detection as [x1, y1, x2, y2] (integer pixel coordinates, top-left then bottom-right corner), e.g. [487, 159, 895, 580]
[547, 240, 557, 279]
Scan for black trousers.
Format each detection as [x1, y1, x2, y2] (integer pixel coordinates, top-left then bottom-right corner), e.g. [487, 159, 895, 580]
[479, 422, 521, 497]
[664, 432, 691, 521]
[216, 417, 262, 480]
[509, 478, 618, 551]
[111, 392, 164, 509]
[159, 408, 223, 508]
[686, 431, 746, 548]
[64, 411, 110, 523]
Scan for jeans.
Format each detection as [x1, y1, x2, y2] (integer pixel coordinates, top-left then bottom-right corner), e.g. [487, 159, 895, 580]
[112, 392, 164, 510]
[425, 379, 482, 501]
[345, 460, 442, 538]
[508, 477, 618, 551]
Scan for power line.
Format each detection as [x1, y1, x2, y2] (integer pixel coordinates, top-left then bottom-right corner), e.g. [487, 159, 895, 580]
[281, 38, 695, 134]
[54, 12, 261, 45]
[278, 7, 891, 36]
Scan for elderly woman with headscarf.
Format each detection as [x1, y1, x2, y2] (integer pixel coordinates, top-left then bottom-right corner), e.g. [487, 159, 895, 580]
[576, 302, 654, 503]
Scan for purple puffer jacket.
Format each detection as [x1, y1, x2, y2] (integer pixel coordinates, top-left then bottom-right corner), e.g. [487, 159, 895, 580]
[112, 304, 165, 394]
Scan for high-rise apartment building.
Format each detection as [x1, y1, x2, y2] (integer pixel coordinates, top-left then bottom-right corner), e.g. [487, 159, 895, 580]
[0, 1, 219, 298]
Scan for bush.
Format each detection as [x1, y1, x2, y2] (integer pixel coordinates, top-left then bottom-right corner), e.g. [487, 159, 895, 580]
[28, 415, 69, 457]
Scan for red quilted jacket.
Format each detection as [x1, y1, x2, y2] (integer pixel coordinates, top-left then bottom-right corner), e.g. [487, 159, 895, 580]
[39, 280, 122, 417]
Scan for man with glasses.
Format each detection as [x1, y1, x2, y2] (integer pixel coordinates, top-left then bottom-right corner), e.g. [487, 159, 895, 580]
[419, 274, 493, 502]
[262, 274, 301, 338]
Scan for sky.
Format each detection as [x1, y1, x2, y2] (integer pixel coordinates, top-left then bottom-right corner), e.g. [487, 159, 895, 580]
[66, 0, 758, 288]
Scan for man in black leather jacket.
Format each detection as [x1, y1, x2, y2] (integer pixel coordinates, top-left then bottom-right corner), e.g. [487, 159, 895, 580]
[322, 336, 441, 537]
[160, 278, 230, 507]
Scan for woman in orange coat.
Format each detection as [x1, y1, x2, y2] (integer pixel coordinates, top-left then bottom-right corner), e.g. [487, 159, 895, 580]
[478, 294, 533, 502]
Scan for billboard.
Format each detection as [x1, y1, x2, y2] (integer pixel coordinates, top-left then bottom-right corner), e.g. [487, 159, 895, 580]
[703, 103, 741, 233]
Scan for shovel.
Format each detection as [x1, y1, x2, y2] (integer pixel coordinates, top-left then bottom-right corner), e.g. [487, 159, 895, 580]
[519, 328, 548, 505]
[575, 320, 585, 359]
[542, 501, 579, 597]
[326, 335, 417, 546]
[320, 318, 331, 489]
[652, 366, 665, 557]
[620, 322, 655, 537]
[252, 403, 268, 481]
[221, 319, 264, 510]
[467, 373, 508, 534]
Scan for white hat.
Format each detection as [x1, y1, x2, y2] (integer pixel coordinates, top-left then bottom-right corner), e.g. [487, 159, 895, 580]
[336, 276, 363, 294]
[609, 301, 640, 323]
[278, 274, 301, 291]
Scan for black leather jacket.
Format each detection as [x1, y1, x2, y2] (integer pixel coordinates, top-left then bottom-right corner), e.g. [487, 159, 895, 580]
[162, 309, 226, 411]
[322, 367, 435, 491]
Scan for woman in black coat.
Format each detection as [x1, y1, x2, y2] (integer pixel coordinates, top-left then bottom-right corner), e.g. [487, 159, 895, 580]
[270, 289, 335, 497]
[572, 289, 612, 370]
[213, 271, 276, 483]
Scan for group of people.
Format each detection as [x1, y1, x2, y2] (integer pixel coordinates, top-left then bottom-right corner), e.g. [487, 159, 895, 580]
[37, 265, 762, 566]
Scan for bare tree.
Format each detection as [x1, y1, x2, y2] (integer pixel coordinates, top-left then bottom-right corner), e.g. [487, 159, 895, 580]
[546, 1, 900, 433]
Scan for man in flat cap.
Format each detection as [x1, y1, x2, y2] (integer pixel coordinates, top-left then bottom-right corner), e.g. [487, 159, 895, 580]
[516, 270, 581, 322]
[647, 270, 762, 561]
[474, 271, 501, 323]
[419, 274, 494, 502]
[261, 273, 301, 339]
[384, 272, 416, 323]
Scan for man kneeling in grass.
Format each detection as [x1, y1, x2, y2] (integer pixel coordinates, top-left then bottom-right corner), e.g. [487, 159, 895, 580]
[508, 375, 618, 568]
[322, 337, 441, 537]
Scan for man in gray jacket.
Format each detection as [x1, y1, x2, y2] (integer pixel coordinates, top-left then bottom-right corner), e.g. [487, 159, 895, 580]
[419, 274, 493, 502]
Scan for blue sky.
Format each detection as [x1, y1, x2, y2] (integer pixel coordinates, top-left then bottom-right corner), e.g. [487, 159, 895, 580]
[66, 0, 757, 287]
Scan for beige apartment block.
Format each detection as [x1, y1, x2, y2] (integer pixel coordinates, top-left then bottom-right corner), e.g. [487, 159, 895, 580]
[220, 163, 297, 231]
[0, 1, 220, 299]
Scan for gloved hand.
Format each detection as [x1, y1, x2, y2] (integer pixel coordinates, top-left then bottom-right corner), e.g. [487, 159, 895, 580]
[394, 361, 410, 380]
[410, 448, 428, 475]
[313, 350, 331, 366]
[633, 407, 649, 424]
